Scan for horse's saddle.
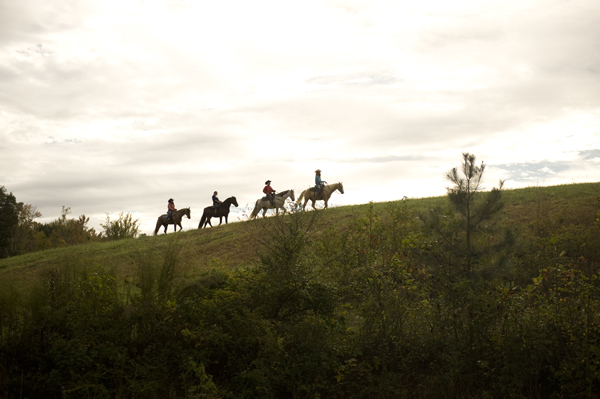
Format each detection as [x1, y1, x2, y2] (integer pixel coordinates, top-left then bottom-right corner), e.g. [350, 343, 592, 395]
[261, 195, 275, 202]
[310, 186, 324, 199]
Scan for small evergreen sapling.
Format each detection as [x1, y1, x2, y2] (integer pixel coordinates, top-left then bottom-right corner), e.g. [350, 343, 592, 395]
[425, 152, 513, 275]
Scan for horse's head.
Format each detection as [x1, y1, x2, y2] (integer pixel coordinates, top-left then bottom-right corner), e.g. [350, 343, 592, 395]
[231, 196, 239, 207]
[338, 182, 344, 194]
[185, 207, 191, 219]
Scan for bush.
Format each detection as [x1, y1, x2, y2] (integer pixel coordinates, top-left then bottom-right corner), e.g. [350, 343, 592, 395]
[101, 212, 140, 240]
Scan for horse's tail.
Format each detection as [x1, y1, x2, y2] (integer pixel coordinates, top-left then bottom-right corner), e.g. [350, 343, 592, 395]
[154, 218, 161, 235]
[198, 212, 207, 229]
[249, 200, 260, 220]
[296, 190, 306, 204]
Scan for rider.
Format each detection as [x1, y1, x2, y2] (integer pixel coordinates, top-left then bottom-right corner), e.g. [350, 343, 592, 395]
[212, 191, 222, 209]
[315, 169, 325, 198]
[263, 180, 276, 205]
[167, 198, 176, 222]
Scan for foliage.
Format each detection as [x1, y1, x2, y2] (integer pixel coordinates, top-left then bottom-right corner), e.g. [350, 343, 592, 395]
[4, 205, 141, 259]
[0, 186, 19, 258]
[9, 202, 42, 255]
[423, 152, 513, 275]
[101, 212, 141, 240]
[38, 206, 101, 248]
[6, 206, 102, 258]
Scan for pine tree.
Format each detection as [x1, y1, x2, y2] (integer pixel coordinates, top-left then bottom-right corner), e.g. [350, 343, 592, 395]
[422, 154, 515, 385]
[424, 153, 512, 275]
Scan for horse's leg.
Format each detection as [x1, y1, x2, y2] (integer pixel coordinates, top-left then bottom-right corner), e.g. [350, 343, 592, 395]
[225, 215, 228, 224]
[311, 199, 317, 210]
[262, 208, 267, 218]
[219, 216, 223, 225]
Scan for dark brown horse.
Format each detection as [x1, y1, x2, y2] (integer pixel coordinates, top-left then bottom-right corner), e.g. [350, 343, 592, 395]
[154, 207, 191, 235]
[198, 196, 239, 228]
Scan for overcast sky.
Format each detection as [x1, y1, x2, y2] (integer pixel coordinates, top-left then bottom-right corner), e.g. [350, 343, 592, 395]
[1, 0, 599, 235]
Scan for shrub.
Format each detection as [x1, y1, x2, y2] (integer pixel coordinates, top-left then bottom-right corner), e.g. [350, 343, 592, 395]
[101, 212, 140, 240]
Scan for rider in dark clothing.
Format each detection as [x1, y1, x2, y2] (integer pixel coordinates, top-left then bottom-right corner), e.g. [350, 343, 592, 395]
[212, 191, 222, 209]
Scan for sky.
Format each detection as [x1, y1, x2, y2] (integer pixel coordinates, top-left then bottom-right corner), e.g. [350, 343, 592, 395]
[1, 0, 599, 235]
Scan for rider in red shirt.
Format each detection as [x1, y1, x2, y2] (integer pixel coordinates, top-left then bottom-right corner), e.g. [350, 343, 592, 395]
[167, 198, 176, 222]
[263, 180, 276, 205]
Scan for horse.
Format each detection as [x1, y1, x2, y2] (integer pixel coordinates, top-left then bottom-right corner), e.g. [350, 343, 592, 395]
[154, 207, 191, 235]
[297, 182, 344, 210]
[249, 189, 295, 219]
[198, 196, 239, 228]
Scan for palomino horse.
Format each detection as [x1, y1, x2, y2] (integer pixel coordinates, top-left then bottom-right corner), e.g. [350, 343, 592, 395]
[249, 189, 295, 219]
[297, 182, 344, 210]
[198, 196, 239, 228]
[154, 207, 191, 235]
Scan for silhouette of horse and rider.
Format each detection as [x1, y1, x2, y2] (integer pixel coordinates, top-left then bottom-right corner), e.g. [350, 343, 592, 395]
[249, 189, 295, 219]
[296, 169, 344, 210]
[297, 182, 344, 210]
[154, 199, 191, 235]
[198, 196, 239, 228]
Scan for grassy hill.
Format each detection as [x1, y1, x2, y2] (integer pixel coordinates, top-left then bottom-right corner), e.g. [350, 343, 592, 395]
[2, 182, 600, 399]
[2, 182, 599, 281]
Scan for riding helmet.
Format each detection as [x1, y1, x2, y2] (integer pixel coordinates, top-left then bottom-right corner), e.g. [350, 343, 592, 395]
[168, 198, 174, 203]
[265, 180, 271, 185]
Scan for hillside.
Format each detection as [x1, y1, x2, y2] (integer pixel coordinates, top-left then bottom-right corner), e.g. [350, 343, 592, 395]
[1, 182, 599, 281]
[2, 182, 600, 399]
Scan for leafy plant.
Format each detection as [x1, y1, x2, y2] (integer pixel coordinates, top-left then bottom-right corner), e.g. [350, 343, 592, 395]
[101, 212, 140, 240]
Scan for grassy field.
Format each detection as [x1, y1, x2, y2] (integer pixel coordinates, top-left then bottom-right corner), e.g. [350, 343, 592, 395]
[2, 181, 600, 398]
[2, 182, 598, 283]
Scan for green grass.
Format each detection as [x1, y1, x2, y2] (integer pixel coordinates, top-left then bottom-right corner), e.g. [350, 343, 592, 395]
[2, 181, 600, 398]
[2, 182, 599, 285]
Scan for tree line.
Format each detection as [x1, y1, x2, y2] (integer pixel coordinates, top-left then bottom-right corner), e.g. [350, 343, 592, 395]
[0, 186, 140, 258]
